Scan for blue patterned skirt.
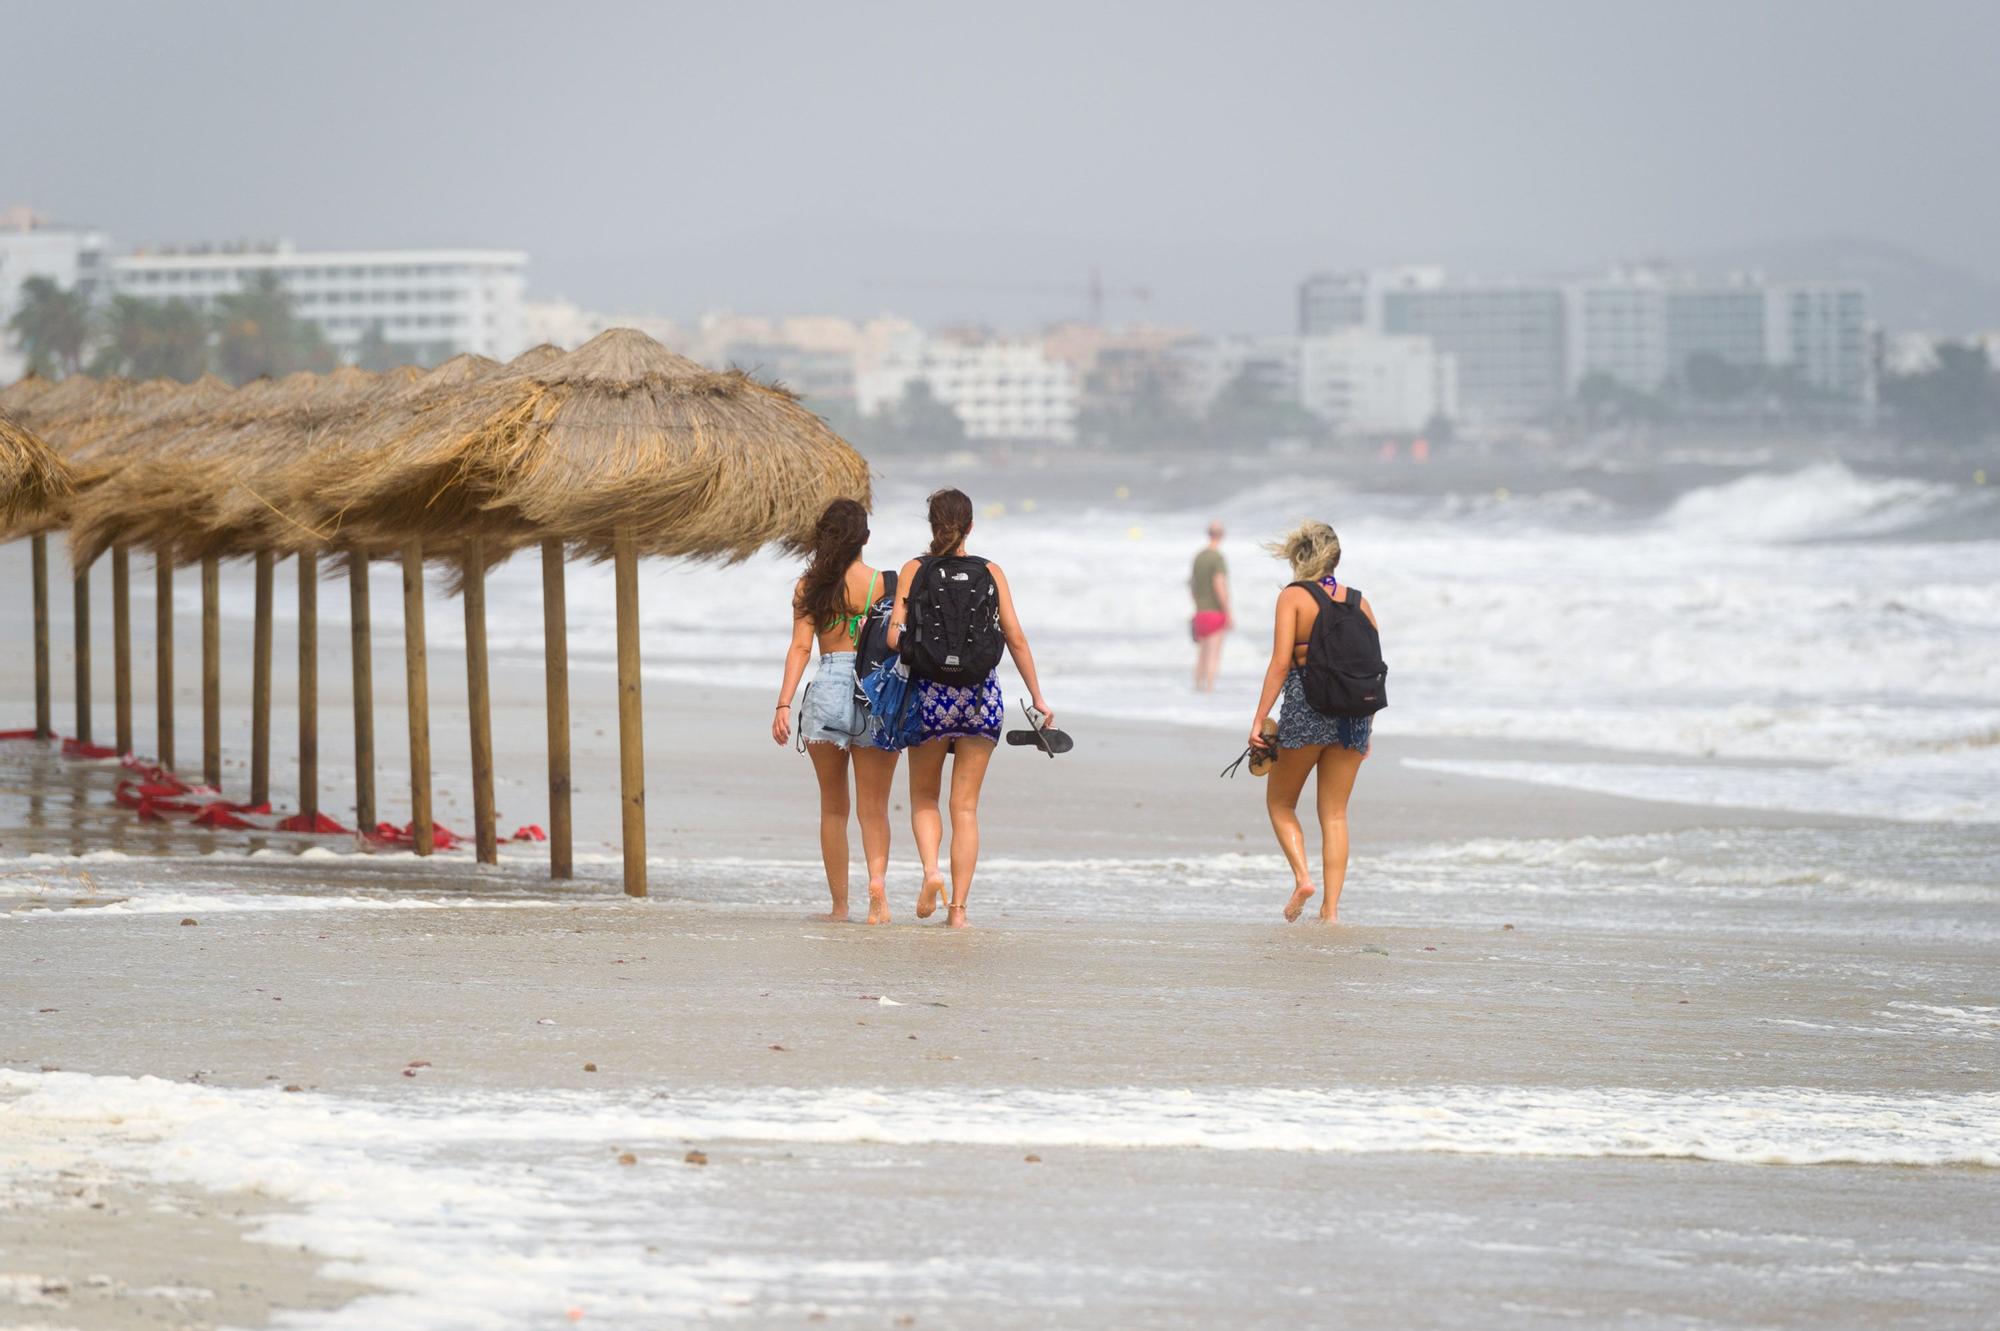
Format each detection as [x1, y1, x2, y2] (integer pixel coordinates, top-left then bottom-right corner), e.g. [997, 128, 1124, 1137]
[1276, 667, 1373, 753]
[913, 671, 1004, 746]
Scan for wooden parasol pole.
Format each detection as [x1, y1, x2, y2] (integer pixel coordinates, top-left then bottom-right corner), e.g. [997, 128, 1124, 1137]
[201, 556, 221, 788]
[348, 549, 375, 830]
[400, 541, 434, 855]
[155, 549, 174, 770]
[31, 534, 52, 739]
[250, 551, 274, 805]
[297, 549, 318, 822]
[72, 552, 93, 744]
[111, 544, 132, 755]
[463, 538, 497, 864]
[540, 538, 572, 879]
[613, 527, 646, 897]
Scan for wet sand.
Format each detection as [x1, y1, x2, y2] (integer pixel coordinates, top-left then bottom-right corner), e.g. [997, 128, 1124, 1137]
[3, 546, 1996, 1328]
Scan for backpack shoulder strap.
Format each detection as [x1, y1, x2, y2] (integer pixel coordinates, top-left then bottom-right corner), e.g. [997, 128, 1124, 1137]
[1289, 579, 1335, 609]
[878, 568, 898, 601]
[1340, 585, 1362, 610]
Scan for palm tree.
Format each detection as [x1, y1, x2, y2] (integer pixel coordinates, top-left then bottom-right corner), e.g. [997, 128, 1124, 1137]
[92, 296, 211, 382]
[353, 320, 403, 371]
[7, 276, 91, 377]
[213, 272, 335, 385]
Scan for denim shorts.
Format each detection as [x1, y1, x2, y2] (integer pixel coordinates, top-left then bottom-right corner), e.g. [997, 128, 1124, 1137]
[800, 652, 875, 749]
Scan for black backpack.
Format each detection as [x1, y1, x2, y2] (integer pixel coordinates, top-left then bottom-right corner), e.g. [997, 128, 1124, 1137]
[1293, 582, 1388, 718]
[904, 555, 1005, 686]
[853, 569, 900, 684]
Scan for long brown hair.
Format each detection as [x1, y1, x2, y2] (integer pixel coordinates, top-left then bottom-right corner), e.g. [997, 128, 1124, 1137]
[795, 498, 870, 627]
[926, 487, 974, 556]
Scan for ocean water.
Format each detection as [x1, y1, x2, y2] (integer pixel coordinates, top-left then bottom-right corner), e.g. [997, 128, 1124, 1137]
[106, 458, 1995, 824]
[430, 459, 2000, 826]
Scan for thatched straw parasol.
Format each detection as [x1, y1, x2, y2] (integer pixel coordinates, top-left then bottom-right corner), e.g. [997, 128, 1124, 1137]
[84, 366, 390, 819]
[0, 407, 73, 537]
[13, 375, 180, 746]
[1, 406, 75, 738]
[206, 362, 427, 830]
[62, 375, 237, 765]
[364, 328, 872, 894]
[0, 373, 55, 422]
[295, 352, 515, 857]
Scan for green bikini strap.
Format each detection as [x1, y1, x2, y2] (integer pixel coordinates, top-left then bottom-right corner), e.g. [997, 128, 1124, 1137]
[845, 570, 879, 642]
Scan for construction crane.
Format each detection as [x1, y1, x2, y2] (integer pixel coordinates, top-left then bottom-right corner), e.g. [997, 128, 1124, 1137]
[866, 265, 1152, 326]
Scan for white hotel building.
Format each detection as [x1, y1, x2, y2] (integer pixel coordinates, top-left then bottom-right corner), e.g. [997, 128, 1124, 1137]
[0, 209, 111, 380]
[107, 242, 529, 362]
[858, 333, 1079, 443]
[1166, 329, 1455, 435]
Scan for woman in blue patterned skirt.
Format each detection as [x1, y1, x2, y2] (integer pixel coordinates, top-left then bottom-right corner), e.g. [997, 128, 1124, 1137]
[1247, 521, 1376, 925]
[887, 488, 1054, 928]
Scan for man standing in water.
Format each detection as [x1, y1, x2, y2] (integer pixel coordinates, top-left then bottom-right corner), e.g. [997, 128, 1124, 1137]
[1190, 521, 1231, 692]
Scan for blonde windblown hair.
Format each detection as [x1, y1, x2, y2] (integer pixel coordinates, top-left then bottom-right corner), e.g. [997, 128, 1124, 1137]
[1266, 520, 1342, 582]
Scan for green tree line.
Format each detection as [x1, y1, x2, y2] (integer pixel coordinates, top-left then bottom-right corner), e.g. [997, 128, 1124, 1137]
[8, 272, 338, 385]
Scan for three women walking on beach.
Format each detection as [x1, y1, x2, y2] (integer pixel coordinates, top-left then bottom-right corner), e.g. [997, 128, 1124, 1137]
[776, 488, 1054, 929]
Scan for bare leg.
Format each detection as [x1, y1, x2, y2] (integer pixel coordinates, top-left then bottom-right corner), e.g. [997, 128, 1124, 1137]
[1266, 744, 1324, 921]
[852, 747, 899, 924]
[908, 739, 948, 917]
[1314, 747, 1365, 922]
[806, 742, 853, 921]
[943, 738, 996, 927]
[1196, 632, 1225, 692]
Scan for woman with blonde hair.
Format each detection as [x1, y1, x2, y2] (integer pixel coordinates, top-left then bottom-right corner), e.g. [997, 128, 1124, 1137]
[1247, 520, 1381, 923]
[772, 497, 901, 924]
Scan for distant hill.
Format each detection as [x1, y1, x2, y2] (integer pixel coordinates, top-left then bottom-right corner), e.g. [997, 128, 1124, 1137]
[1689, 236, 2000, 336]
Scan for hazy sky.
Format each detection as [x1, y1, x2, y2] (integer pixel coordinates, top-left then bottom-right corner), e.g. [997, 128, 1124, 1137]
[10, 0, 1998, 331]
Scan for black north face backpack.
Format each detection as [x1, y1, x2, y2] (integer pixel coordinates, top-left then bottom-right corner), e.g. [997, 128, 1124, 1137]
[1293, 582, 1388, 718]
[904, 556, 1004, 686]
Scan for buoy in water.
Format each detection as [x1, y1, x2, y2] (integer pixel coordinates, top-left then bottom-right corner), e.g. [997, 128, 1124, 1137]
[1114, 485, 1131, 500]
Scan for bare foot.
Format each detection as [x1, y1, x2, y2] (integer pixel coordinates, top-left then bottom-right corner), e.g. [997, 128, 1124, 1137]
[1317, 903, 1339, 924]
[814, 907, 851, 923]
[946, 905, 969, 929]
[866, 888, 892, 926]
[1283, 881, 1316, 923]
[916, 874, 946, 919]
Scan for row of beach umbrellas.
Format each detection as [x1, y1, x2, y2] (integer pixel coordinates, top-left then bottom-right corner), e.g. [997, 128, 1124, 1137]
[0, 329, 873, 895]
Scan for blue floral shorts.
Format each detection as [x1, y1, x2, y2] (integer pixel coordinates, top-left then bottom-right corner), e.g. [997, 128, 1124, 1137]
[913, 671, 1004, 745]
[1276, 667, 1373, 753]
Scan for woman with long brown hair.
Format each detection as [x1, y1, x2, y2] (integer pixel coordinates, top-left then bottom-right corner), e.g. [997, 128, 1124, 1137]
[886, 488, 1054, 928]
[772, 497, 901, 923]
